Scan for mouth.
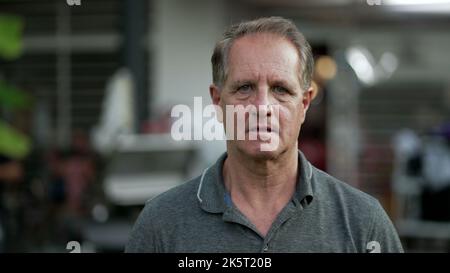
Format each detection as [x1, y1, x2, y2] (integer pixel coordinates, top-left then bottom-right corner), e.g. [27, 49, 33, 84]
[247, 126, 278, 134]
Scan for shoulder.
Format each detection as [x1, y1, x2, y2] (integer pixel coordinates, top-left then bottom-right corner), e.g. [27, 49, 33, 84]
[312, 166, 381, 212]
[141, 175, 201, 219]
[125, 176, 202, 252]
[310, 165, 387, 237]
[310, 166, 403, 252]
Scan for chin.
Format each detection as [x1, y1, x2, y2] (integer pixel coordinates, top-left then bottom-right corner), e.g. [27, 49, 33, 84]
[237, 139, 283, 161]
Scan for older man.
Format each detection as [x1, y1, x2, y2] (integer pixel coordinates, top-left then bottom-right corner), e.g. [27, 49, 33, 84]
[126, 17, 403, 253]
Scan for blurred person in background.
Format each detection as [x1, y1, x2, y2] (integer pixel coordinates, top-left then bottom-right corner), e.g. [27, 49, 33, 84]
[46, 129, 99, 246]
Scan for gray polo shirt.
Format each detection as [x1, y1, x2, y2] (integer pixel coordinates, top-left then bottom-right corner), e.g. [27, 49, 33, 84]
[125, 151, 404, 253]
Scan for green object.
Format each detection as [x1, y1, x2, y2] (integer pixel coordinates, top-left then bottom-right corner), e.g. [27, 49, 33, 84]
[0, 120, 31, 159]
[0, 14, 24, 60]
[0, 14, 30, 160]
[0, 80, 31, 109]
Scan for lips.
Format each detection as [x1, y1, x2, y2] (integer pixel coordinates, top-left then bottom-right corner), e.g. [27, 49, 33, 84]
[247, 125, 278, 133]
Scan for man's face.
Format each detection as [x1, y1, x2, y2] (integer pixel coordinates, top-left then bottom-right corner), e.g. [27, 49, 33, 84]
[210, 33, 313, 159]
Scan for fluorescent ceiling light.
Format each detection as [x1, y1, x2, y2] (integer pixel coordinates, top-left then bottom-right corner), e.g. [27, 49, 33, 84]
[383, 0, 450, 14]
[384, 0, 450, 5]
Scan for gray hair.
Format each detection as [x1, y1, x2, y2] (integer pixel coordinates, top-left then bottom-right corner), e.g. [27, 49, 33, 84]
[211, 16, 314, 91]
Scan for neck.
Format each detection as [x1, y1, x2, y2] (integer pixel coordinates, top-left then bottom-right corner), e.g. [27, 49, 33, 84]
[223, 146, 298, 210]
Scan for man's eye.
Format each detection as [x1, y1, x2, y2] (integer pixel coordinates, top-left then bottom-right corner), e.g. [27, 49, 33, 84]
[273, 86, 289, 94]
[237, 84, 252, 93]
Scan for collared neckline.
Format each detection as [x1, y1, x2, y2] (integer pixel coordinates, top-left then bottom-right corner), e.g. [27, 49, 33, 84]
[197, 150, 315, 213]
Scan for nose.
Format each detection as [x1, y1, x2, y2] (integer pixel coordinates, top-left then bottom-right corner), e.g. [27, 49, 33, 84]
[253, 86, 272, 117]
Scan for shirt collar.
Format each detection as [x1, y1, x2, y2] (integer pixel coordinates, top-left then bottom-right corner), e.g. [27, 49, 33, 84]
[197, 150, 315, 213]
[295, 150, 315, 207]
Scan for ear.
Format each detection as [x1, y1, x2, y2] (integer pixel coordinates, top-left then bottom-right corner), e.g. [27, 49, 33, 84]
[209, 84, 221, 106]
[302, 86, 314, 114]
[209, 84, 224, 123]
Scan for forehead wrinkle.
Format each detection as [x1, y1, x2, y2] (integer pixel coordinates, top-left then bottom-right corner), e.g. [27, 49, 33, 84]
[230, 61, 299, 86]
[232, 60, 292, 74]
[227, 32, 301, 76]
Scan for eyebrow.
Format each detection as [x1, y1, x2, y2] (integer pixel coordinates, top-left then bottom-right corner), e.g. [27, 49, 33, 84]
[270, 79, 294, 89]
[228, 76, 299, 91]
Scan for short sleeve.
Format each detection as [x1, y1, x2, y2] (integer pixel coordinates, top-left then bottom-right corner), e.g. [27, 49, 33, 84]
[365, 201, 404, 253]
[125, 202, 161, 253]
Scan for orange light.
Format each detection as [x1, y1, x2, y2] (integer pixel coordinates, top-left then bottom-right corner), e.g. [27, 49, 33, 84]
[315, 55, 337, 81]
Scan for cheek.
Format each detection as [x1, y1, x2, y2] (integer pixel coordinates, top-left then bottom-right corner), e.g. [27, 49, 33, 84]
[278, 104, 304, 134]
[294, 100, 306, 124]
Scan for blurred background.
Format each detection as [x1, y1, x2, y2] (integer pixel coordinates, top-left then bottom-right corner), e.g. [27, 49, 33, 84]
[0, 0, 450, 253]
